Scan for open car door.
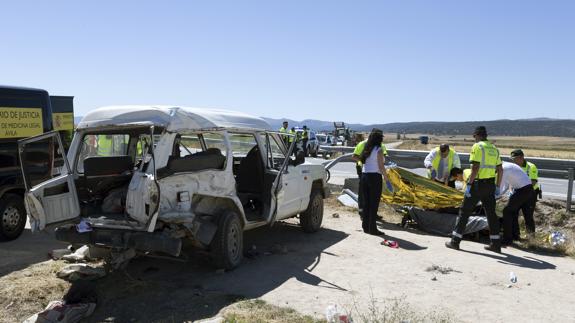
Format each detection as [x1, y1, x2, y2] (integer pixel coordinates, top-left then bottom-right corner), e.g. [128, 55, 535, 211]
[18, 131, 80, 231]
[269, 132, 304, 224]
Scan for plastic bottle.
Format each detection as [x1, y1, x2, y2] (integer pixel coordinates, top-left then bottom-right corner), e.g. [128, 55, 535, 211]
[509, 272, 517, 283]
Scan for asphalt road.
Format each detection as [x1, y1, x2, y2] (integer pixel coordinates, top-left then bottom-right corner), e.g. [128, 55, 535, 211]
[307, 158, 574, 201]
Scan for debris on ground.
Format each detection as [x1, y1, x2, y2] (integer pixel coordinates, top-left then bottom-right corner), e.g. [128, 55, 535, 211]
[332, 213, 340, 218]
[62, 245, 90, 263]
[549, 231, 567, 247]
[325, 303, 352, 323]
[337, 193, 358, 209]
[509, 272, 518, 283]
[426, 265, 460, 275]
[50, 249, 72, 260]
[380, 239, 399, 248]
[57, 264, 106, 281]
[22, 301, 96, 323]
[431, 276, 437, 281]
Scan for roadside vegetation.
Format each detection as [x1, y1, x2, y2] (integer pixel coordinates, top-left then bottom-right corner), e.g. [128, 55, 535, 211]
[395, 135, 575, 159]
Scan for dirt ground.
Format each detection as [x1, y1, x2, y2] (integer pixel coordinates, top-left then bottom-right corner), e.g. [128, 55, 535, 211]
[1, 197, 575, 322]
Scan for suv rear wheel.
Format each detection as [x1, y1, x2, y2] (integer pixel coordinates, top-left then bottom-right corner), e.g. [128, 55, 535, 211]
[211, 212, 243, 270]
[0, 194, 26, 241]
[300, 189, 323, 233]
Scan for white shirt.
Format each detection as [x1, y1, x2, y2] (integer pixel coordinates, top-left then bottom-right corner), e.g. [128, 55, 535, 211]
[362, 147, 381, 174]
[423, 149, 461, 181]
[500, 161, 532, 192]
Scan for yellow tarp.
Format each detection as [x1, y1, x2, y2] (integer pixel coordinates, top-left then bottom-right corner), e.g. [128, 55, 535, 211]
[382, 167, 464, 209]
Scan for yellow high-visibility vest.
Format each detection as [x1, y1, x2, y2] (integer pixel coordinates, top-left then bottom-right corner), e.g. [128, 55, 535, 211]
[469, 140, 501, 179]
[288, 129, 295, 143]
[353, 140, 388, 166]
[97, 135, 114, 156]
[428, 147, 455, 178]
[522, 161, 540, 190]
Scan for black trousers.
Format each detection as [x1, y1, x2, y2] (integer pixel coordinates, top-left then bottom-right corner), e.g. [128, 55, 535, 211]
[503, 184, 534, 243]
[452, 179, 500, 244]
[302, 139, 308, 156]
[356, 165, 363, 218]
[360, 173, 382, 233]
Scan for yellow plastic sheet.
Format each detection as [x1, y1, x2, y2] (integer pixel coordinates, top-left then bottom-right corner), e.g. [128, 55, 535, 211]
[381, 167, 464, 209]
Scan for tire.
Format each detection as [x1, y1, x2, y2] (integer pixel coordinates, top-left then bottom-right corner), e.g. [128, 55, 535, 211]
[300, 189, 323, 233]
[211, 212, 243, 270]
[0, 194, 26, 241]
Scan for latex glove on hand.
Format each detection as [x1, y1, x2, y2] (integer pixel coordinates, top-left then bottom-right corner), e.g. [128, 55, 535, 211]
[464, 185, 472, 198]
[430, 169, 437, 179]
[386, 180, 394, 192]
[495, 186, 501, 198]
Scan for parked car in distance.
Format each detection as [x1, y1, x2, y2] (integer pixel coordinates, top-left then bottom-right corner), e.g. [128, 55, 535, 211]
[315, 133, 333, 159]
[294, 128, 319, 157]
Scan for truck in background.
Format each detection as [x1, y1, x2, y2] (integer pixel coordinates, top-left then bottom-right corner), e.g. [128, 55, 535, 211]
[0, 86, 73, 241]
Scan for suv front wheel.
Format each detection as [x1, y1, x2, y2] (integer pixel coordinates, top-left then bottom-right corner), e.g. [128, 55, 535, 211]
[300, 189, 323, 233]
[211, 212, 243, 270]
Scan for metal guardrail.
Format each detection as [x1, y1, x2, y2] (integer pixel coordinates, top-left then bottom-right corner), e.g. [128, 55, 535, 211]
[320, 146, 575, 211]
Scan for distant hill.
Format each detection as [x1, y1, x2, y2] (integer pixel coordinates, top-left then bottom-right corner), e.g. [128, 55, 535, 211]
[265, 117, 575, 137]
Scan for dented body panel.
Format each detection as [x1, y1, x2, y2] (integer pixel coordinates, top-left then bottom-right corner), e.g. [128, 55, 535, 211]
[20, 105, 327, 261]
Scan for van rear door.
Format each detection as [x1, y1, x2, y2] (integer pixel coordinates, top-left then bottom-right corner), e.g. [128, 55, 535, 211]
[18, 131, 80, 231]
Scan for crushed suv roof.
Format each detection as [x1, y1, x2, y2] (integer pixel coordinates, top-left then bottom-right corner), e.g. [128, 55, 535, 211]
[77, 105, 272, 131]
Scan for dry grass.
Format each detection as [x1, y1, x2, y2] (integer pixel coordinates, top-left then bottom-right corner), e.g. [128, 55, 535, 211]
[397, 135, 575, 159]
[220, 299, 325, 323]
[0, 260, 70, 323]
[350, 293, 455, 323]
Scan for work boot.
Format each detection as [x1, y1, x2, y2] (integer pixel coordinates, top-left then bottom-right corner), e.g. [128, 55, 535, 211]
[445, 240, 460, 250]
[369, 229, 385, 236]
[484, 242, 501, 254]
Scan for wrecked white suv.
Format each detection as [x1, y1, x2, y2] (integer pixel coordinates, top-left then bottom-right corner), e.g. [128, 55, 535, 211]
[19, 106, 328, 269]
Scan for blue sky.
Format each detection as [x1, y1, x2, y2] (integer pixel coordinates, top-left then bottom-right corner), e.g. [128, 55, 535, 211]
[1, 1, 574, 124]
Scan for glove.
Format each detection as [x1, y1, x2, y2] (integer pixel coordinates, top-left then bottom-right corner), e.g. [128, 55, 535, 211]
[495, 186, 501, 198]
[464, 185, 472, 198]
[386, 180, 394, 192]
[430, 169, 437, 179]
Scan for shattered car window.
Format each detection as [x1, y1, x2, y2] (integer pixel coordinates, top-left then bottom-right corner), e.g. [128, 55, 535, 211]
[259, 133, 286, 170]
[228, 133, 257, 156]
[203, 133, 227, 157]
[77, 134, 130, 173]
[179, 135, 203, 156]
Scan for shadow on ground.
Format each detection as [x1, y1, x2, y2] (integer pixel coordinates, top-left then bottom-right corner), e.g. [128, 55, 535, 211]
[461, 249, 556, 270]
[0, 229, 67, 277]
[83, 222, 348, 322]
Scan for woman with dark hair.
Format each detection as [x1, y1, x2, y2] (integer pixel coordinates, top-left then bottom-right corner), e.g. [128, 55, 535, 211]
[359, 129, 393, 235]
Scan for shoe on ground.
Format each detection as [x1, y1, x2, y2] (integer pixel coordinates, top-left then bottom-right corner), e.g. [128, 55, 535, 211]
[369, 230, 385, 236]
[501, 240, 513, 247]
[445, 241, 460, 250]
